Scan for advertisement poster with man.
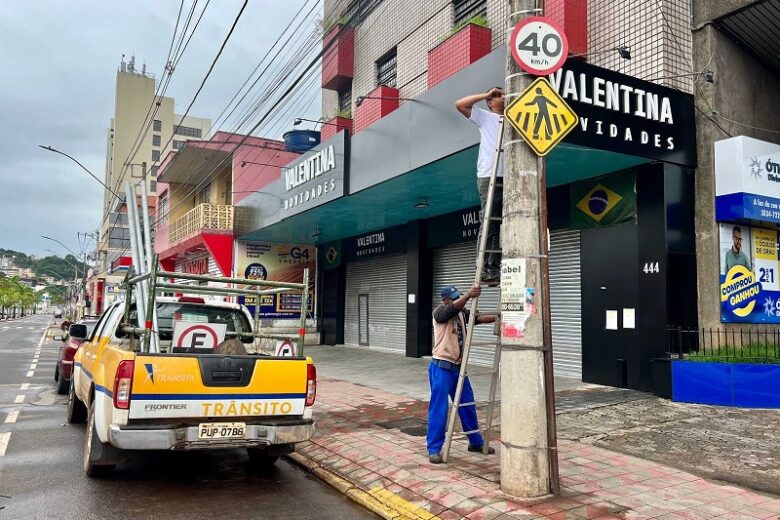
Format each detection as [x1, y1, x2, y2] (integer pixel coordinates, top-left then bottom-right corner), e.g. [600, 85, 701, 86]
[234, 241, 316, 319]
[719, 223, 780, 323]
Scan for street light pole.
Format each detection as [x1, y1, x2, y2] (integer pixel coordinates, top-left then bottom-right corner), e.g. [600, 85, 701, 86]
[38, 145, 123, 201]
[43, 237, 85, 320]
[500, 0, 553, 498]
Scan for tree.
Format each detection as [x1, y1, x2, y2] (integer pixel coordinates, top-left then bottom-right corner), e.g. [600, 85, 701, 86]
[0, 277, 39, 318]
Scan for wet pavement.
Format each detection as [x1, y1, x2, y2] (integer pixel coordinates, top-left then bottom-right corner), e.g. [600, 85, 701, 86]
[0, 314, 374, 520]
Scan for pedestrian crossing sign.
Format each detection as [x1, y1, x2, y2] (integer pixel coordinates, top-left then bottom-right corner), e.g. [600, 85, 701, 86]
[504, 77, 577, 156]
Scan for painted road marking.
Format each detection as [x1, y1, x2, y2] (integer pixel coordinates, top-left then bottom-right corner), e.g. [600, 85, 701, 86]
[26, 371, 34, 378]
[368, 487, 437, 519]
[30, 363, 37, 370]
[20, 383, 29, 390]
[5, 411, 19, 424]
[0, 432, 10, 456]
[14, 395, 25, 404]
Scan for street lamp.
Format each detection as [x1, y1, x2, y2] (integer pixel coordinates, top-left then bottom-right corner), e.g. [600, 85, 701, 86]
[42, 235, 79, 258]
[38, 145, 124, 201]
[293, 117, 351, 129]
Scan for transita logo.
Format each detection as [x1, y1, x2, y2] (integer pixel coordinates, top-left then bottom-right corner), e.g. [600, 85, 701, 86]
[575, 183, 622, 222]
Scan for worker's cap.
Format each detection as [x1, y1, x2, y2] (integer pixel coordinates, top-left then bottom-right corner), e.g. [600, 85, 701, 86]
[440, 285, 461, 299]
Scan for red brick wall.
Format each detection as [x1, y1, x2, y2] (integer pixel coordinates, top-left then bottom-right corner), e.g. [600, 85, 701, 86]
[321, 116, 353, 141]
[353, 86, 400, 134]
[427, 24, 492, 89]
[322, 25, 355, 91]
[545, 0, 588, 56]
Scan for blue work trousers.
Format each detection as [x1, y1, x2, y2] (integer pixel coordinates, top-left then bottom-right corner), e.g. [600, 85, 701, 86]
[426, 361, 483, 455]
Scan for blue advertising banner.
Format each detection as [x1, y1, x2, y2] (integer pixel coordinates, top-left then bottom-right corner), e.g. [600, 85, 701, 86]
[719, 223, 780, 323]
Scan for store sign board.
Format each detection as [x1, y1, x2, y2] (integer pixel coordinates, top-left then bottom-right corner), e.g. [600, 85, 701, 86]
[548, 58, 696, 166]
[342, 225, 407, 262]
[719, 223, 780, 324]
[426, 206, 482, 248]
[234, 241, 316, 319]
[280, 132, 347, 219]
[715, 136, 780, 224]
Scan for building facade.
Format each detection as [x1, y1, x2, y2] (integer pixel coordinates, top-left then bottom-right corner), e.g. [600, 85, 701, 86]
[232, 0, 708, 392]
[91, 56, 211, 313]
[691, 1, 780, 332]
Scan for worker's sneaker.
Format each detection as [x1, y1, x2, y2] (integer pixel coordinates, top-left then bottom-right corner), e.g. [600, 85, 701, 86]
[480, 272, 500, 287]
[428, 453, 443, 464]
[468, 444, 496, 455]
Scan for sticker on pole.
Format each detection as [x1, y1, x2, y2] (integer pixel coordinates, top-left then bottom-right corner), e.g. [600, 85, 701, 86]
[172, 321, 227, 353]
[504, 77, 577, 156]
[510, 17, 569, 76]
[275, 339, 297, 357]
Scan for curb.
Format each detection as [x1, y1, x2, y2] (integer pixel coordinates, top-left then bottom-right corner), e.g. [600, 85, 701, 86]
[286, 452, 420, 520]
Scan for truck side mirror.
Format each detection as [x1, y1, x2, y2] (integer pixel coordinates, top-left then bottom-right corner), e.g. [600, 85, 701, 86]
[68, 324, 89, 341]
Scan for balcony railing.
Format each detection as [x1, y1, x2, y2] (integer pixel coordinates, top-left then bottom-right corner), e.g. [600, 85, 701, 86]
[169, 203, 234, 244]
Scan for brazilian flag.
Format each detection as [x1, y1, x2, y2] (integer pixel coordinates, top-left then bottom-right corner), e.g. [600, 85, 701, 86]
[570, 172, 636, 229]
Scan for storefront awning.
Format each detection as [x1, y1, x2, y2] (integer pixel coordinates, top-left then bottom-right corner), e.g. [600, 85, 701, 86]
[239, 142, 648, 245]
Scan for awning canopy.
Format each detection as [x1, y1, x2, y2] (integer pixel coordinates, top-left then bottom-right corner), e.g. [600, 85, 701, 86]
[239, 142, 648, 245]
[157, 145, 231, 184]
[715, 0, 780, 76]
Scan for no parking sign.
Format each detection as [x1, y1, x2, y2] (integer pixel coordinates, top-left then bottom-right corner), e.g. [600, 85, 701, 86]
[275, 339, 297, 357]
[172, 322, 227, 353]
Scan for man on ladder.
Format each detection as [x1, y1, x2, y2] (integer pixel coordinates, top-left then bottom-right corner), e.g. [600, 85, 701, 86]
[427, 284, 496, 464]
[456, 87, 506, 286]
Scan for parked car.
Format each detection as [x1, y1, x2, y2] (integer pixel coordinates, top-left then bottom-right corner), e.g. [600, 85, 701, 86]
[53, 308, 63, 318]
[55, 319, 99, 394]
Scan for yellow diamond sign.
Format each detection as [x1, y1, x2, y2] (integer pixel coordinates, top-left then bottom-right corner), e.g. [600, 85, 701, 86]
[504, 77, 577, 156]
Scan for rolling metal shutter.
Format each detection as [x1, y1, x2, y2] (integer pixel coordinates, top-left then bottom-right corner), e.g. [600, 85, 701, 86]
[549, 230, 582, 379]
[431, 242, 500, 367]
[345, 254, 407, 351]
[432, 234, 582, 377]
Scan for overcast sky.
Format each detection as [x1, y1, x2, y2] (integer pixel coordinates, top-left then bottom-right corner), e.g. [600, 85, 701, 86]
[0, 0, 320, 258]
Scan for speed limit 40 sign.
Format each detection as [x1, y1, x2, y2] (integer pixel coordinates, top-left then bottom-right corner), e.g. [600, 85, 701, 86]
[510, 17, 569, 76]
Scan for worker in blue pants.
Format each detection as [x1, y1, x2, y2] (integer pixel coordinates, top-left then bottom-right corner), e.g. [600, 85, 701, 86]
[427, 284, 496, 464]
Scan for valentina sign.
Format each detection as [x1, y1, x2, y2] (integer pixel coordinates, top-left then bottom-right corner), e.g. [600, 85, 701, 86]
[284, 145, 336, 191]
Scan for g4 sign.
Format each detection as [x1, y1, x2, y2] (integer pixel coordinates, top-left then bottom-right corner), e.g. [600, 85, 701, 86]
[290, 247, 310, 260]
[510, 17, 569, 76]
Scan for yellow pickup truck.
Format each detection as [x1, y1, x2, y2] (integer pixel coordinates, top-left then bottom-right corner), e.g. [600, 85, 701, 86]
[67, 297, 317, 477]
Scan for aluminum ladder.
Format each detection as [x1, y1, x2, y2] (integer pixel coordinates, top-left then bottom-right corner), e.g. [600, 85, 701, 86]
[441, 116, 505, 463]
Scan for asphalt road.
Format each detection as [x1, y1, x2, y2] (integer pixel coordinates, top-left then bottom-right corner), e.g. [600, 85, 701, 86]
[0, 314, 374, 520]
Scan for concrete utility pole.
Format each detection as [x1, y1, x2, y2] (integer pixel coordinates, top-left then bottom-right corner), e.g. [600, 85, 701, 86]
[500, 0, 553, 498]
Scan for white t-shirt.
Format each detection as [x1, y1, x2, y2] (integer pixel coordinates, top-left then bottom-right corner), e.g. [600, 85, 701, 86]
[469, 106, 504, 178]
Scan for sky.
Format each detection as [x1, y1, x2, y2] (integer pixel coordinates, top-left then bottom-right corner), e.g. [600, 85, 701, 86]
[0, 0, 321, 259]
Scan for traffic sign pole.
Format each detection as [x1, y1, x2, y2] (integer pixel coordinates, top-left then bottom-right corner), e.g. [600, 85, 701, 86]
[500, 0, 558, 498]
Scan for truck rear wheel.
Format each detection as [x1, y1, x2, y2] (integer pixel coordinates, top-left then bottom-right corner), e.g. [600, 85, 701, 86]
[84, 400, 115, 478]
[66, 379, 86, 423]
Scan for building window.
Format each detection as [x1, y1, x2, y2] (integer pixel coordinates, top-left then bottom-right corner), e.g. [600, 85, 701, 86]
[345, 0, 384, 25]
[453, 0, 487, 26]
[152, 134, 161, 147]
[338, 88, 352, 115]
[153, 120, 162, 132]
[376, 48, 397, 88]
[158, 193, 168, 224]
[173, 125, 202, 138]
[150, 181, 157, 193]
[172, 139, 185, 150]
[150, 165, 159, 178]
[152, 150, 161, 161]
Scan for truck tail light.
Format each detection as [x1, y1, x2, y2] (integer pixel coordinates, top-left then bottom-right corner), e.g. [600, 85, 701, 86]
[305, 364, 317, 407]
[113, 360, 134, 410]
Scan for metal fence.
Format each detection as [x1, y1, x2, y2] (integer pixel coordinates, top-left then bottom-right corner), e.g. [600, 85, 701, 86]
[667, 327, 780, 362]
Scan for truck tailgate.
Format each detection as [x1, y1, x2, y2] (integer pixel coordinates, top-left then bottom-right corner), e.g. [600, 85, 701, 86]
[129, 355, 309, 420]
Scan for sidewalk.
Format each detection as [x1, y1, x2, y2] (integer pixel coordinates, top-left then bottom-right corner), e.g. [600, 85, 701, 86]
[291, 345, 780, 519]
